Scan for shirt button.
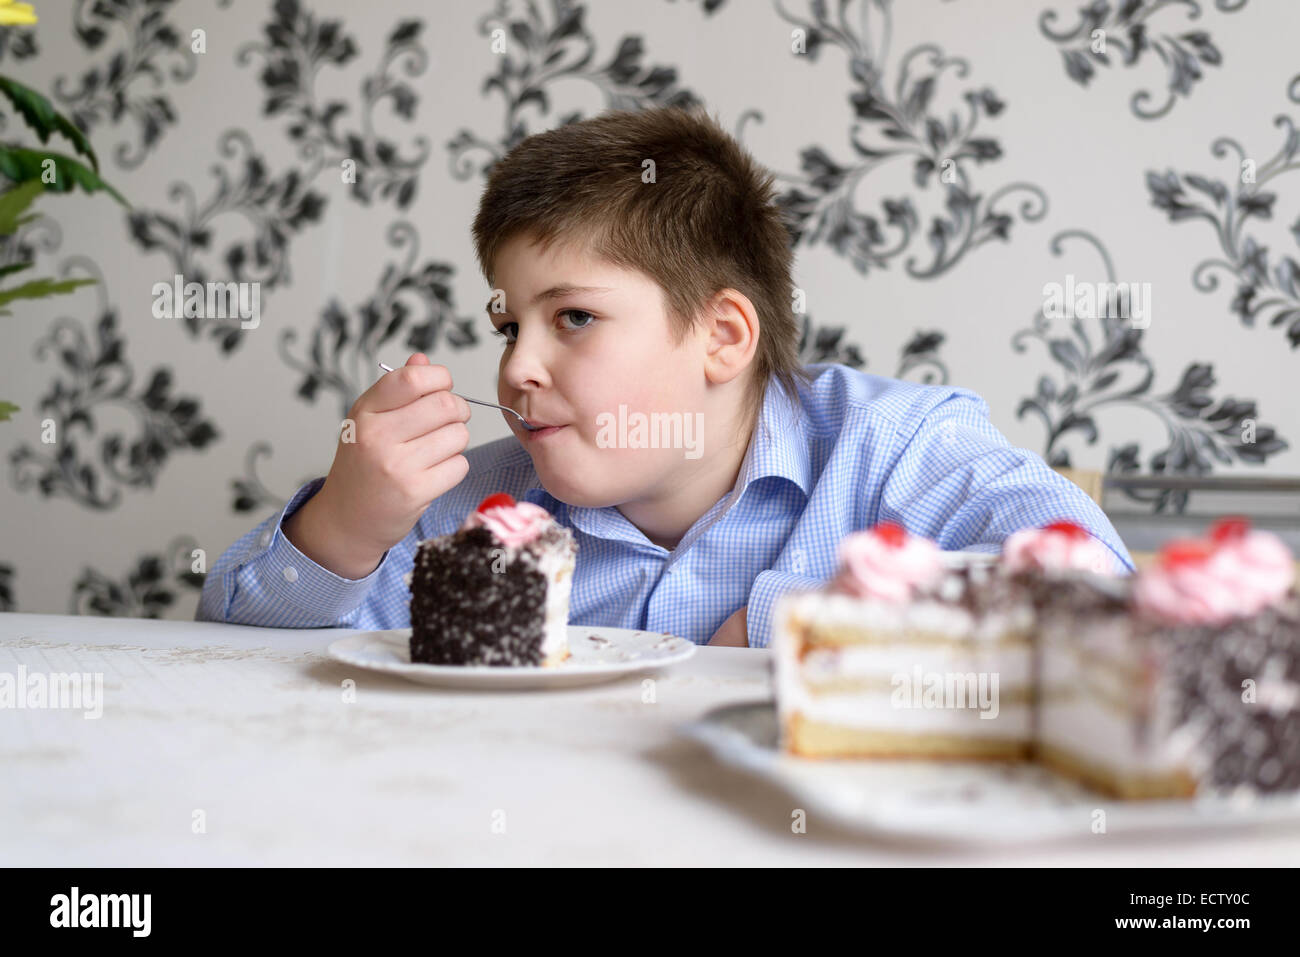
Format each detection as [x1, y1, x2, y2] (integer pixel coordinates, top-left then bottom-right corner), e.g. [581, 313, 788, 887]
[283, 566, 298, 583]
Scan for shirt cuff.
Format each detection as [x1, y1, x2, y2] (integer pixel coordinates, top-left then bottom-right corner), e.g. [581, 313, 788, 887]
[748, 568, 825, 650]
[245, 477, 392, 622]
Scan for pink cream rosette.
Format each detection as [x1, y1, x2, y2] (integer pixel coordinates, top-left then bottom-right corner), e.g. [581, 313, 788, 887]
[1001, 520, 1114, 575]
[1134, 518, 1294, 625]
[830, 522, 944, 603]
[461, 497, 553, 548]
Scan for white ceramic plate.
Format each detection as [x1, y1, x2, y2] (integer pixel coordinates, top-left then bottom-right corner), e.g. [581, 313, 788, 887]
[679, 701, 1300, 845]
[328, 625, 696, 689]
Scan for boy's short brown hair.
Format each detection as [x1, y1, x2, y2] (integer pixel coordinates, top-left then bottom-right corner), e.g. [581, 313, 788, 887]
[471, 105, 813, 437]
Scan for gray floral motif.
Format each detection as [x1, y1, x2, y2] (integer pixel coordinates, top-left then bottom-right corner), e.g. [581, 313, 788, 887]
[0, 564, 12, 612]
[1146, 73, 1300, 347]
[278, 221, 479, 419]
[230, 441, 316, 514]
[9, 259, 220, 511]
[766, 0, 1046, 278]
[664, 0, 729, 13]
[1012, 230, 1286, 513]
[0, 207, 60, 273]
[895, 330, 949, 384]
[448, 0, 701, 179]
[1039, 0, 1248, 120]
[52, 0, 205, 169]
[126, 129, 327, 354]
[236, 1, 430, 209]
[0, 23, 37, 63]
[797, 314, 867, 368]
[71, 535, 204, 618]
[126, 1, 430, 356]
[797, 314, 948, 383]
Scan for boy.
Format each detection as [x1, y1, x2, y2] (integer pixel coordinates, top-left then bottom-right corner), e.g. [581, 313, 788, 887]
[197, 106, 1133, 647]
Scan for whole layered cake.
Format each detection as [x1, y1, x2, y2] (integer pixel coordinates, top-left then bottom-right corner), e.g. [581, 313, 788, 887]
[773, 516, 1300, 801]
[408, 492, 577, 666]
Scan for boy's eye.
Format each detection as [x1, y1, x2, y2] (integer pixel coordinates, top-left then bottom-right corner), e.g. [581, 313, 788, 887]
[491, 309, 595, 344]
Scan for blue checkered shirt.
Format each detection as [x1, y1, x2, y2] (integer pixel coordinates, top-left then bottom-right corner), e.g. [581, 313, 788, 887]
[197, 363, 1134, 646]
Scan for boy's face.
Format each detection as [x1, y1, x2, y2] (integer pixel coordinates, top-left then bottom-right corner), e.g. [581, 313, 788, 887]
[489, 231, 714, 509]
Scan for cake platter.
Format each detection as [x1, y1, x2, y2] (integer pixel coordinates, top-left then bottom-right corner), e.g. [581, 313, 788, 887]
[327, 625, 696, 689]
[680, 701, 1300, 845]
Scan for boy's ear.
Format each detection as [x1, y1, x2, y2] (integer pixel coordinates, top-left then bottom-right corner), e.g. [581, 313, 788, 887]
[701, 287, 759, 385]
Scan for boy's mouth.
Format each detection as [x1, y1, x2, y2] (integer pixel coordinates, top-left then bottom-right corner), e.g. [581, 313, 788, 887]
[524, 423, 566, 441]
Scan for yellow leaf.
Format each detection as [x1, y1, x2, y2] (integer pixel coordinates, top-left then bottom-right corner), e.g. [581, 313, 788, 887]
[0, 1, 37, 26]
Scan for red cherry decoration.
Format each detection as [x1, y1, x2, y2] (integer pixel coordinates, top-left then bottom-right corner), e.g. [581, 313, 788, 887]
[476, 492, 516, 514]
[874, 521, 907, 547]
[1044, 520, 1089, 539]
[1160, 538, 1213, 568]
[1208, 515, 1250, 543]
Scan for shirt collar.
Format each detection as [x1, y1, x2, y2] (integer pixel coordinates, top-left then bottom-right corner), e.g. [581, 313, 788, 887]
[521, 375, 812, 539]
[736, 374, 812, 501]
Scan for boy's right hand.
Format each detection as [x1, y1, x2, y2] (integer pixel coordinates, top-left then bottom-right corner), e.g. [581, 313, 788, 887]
[283, 353, 472, 579]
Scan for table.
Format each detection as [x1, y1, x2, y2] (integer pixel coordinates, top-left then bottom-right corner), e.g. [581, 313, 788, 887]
[3, 613, 1298, 866]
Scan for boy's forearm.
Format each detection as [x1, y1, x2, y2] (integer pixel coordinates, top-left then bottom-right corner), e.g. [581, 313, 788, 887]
[282, 485, 387, 581]
[195, 477, 393, 628]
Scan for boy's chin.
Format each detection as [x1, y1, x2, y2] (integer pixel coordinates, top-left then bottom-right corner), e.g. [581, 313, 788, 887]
[533, 470, 623, 510]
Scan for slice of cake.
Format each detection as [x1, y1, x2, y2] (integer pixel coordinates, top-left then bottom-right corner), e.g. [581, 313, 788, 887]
[1036, 517, 1300, 799]
[408, 492, 577, 666]
[773, 522, 1036, 760]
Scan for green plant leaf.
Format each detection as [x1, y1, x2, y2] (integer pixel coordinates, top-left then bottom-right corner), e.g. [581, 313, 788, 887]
[0, 260, 33, 280]
[0, 75, 99, 173]
[0, 147, 128, 207]
[0, 401, 18, 422]
[0, 274, 97, 311]
[0, 178, 42, 235]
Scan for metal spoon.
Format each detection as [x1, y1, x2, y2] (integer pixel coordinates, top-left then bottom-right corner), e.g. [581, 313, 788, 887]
[377, 362, 542, 430]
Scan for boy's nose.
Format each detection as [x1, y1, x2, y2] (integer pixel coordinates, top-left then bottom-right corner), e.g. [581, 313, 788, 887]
[500, 333, 553, 393]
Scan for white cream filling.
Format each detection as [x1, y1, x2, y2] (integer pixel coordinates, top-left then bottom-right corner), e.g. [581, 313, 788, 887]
[800, 645, 1033, 687]
[773, 617, 1028, 733]
[1039, 639, 1147, 703]
[781, 591, 1032, 640]
[1038, 696, 1198, 774]
[533, 543, 575, 664]
[782, 688, 1031, 736]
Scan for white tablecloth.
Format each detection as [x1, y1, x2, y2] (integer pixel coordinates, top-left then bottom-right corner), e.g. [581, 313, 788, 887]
[3, 612, 1298, 866]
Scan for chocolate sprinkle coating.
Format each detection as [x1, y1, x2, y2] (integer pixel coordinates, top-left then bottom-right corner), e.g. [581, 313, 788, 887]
[920, 562, 1034, 616]
[408, 524, 574, 666]
[1156, 593, 1300, 795]
[1023, 569, 1132, 616]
